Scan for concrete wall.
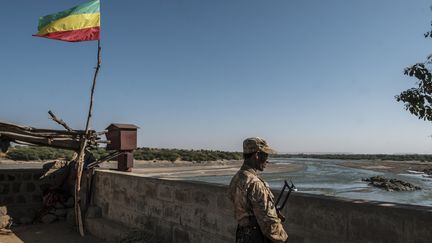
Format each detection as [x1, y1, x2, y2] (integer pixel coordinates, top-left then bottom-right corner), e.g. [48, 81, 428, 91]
[0, 169, 46, 219]
[90, 170, 432, 243]
[0, 165, 68, 219]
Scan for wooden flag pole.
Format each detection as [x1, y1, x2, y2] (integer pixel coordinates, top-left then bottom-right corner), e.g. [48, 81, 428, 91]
[75, 40, 101, 236]
[85, 40, 102, 132]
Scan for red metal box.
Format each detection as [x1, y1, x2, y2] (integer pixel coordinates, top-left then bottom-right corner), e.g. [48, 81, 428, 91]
[105, 124, 139, 151]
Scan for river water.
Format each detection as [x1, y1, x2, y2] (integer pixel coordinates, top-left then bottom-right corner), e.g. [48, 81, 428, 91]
[184, 158, 432, 207]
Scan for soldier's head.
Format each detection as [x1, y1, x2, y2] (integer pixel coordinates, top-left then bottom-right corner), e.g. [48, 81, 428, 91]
[242, 137, 276, 171]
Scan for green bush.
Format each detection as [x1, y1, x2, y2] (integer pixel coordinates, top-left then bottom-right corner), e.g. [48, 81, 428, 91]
[133, 147, 242, 162]
[5, 145, 242, 162]
[6, 146, 74, 161]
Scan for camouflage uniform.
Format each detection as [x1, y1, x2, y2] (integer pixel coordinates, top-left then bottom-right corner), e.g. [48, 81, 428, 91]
[228, 138, 288, 243]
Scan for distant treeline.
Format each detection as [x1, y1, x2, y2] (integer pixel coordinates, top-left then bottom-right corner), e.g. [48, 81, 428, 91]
[6, 146, 75, 161]
[133, 147, 242, 162]
[274, 153, 432, 162]
[5, 146, 242, 162]
[7, 146, 432, 162]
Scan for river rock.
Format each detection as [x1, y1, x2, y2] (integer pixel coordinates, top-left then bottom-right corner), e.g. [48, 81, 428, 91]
[423, 168, 432, 175]
[362, 176, 421, 191]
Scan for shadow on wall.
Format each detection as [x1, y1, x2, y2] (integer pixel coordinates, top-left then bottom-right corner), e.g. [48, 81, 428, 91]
[0, 160, 75, 224]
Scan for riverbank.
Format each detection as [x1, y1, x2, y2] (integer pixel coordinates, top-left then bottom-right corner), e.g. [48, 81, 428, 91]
[0, 158, 239, 169]
[98, 160, 305, 178]
[2, 158, 431, 177]
[0, 159, 305, 178]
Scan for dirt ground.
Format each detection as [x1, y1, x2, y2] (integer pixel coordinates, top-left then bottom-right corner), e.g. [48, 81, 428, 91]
[0, 221, 102, 243]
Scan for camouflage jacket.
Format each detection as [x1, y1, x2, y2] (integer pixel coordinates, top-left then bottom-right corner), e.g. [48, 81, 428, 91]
[228, 164, 288, 243]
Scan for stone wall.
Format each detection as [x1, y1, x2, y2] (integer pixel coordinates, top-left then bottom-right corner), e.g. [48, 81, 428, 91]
[0, 164, 69, 220]
[90, 170, 432, 243]
[92, 170, 234, 243]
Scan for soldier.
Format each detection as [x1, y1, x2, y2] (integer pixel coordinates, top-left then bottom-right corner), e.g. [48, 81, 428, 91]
[229, 137, 288, 243]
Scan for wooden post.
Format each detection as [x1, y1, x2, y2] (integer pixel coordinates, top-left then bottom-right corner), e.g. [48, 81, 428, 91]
[75, 40, 101, 236]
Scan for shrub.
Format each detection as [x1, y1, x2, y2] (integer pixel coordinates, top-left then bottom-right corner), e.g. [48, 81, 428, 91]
[5, 145, 243, 162]
[6, 146, 74, 161]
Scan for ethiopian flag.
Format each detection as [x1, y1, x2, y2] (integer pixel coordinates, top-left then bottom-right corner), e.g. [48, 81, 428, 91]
[33, 0, 100, 42]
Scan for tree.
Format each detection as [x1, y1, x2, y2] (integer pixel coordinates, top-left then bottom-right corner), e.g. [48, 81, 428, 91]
[395, 25, 432, 121]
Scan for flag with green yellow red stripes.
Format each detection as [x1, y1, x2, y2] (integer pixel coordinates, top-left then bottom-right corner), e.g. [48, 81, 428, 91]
[33, 0, 100, 42]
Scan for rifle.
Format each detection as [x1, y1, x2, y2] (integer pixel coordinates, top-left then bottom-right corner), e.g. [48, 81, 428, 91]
[275, 180, 297, 222]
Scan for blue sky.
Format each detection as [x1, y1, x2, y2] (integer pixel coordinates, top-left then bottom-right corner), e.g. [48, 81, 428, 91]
[1, 0, 432, 153]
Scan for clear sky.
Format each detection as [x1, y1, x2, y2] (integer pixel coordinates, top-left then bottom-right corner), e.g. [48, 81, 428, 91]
[1, 0, 432, 154]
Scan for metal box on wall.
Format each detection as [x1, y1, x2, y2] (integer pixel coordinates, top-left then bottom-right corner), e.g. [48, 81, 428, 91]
[105, 124, 139, 151]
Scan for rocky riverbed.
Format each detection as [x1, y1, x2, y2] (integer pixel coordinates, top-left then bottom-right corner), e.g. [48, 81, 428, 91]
[423, 168, 432, 175]
[362, 176, 421, 192]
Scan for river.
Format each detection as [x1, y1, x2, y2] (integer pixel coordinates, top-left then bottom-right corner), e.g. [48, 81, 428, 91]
[183, 158, 432, 207]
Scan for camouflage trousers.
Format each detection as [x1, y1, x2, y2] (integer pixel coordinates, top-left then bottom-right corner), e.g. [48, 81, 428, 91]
[236, 224, 272, 243]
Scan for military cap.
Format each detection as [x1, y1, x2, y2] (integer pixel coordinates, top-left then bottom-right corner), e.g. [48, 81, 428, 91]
[243, 137, 276, 154]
